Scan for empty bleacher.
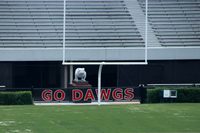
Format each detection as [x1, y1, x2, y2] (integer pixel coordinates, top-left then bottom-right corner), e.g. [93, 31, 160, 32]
[138, 0, 200, 46]
[0, 0, 144, 48]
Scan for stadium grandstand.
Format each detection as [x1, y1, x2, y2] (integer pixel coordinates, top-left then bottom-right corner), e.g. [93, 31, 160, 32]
[0, 0, 200, 88]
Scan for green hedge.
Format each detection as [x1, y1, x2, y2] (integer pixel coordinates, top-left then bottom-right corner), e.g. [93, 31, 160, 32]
[0, 91, 33, 105]
[147, 87, 200, 103]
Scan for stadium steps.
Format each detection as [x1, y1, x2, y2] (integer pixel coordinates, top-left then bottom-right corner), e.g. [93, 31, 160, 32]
[0, 0, 144, 48]
[138, 0, 200, 46]
[124, 0, 160, 47]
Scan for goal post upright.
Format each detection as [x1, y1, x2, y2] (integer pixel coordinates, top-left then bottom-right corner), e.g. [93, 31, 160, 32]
[98, 63, 104, 105]
[62, 0, 148, 105]
[62, 0, 66, 64]
[145, 0, 148, 64]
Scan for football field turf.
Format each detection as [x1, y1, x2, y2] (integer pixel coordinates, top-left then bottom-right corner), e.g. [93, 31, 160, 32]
[0, 103, 200, 133]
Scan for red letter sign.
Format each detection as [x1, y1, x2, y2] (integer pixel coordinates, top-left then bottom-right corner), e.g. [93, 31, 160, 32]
[101, 89, 111, 101]
[41, 89, 53, 101]
[72, 89, 83, 101]
[124, 88, 134, 100]
[84, 89, 95, 101]
[54, 89, 65, 101]
[112, 88, 123, 101]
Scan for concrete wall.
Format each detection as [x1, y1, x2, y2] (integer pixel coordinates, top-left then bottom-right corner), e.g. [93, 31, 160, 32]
[0, 63, 12, 88]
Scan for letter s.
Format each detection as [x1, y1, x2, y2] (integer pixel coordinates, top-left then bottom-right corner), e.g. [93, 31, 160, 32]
[124, 88, 134, 100]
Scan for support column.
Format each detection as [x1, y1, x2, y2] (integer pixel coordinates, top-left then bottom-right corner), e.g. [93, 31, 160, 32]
[64, 65, 68, 88]
[69, 65, 73, 84]
[61, 65, 68, 88]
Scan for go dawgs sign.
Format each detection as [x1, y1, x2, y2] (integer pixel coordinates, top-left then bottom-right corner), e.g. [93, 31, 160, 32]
[34, 87, 141, 102]
[41, 88, 135, 102]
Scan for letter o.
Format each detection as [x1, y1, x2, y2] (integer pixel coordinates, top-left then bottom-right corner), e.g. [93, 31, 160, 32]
[54, 89, 65, 101]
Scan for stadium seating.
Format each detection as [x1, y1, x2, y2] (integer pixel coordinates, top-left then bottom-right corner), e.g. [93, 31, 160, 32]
[0, 0, 144, 48]
[138, 0, 200, 46]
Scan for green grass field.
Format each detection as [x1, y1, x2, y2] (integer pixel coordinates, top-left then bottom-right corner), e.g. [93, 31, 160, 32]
[0, 104, 200, 133]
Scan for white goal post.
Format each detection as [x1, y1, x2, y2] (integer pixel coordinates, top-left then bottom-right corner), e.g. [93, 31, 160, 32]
[62, 0, 149, 105]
